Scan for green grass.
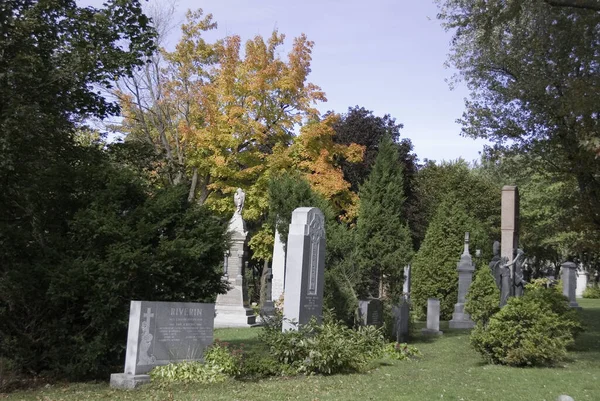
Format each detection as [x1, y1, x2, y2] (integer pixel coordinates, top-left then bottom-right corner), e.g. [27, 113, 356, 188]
[2, 299, 599, 401]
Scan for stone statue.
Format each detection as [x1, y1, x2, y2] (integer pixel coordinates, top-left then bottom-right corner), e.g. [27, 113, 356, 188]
[499, 248, 525, 307]
[234, 188, 245, 215]
[489, 241, 502, 289]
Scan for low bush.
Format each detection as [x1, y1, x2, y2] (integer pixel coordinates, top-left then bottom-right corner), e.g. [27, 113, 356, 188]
[582, 285, 600, 299]
[382, 343, 421, 361]
[470, 290, 581, 367]
[522, 283, 583, 337]
[465, 266, 500, 325]
[260, 318, 386, 375]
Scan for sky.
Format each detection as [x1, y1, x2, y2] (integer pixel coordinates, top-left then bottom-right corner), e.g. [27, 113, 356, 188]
[83, 0, 491, 163]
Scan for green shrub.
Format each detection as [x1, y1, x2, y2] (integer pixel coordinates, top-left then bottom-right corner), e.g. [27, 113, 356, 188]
[470, 295, 579, 367]
[465, 266, 500, 325]
[236, 352, 288, 379]
[259, 318, 386, 375]
[582, 285, 600, 299]
[522, 283, 583, 337]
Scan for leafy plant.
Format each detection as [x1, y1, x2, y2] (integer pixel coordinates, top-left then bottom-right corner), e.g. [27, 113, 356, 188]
[382, 343, 421, 361]
[582, 285, 600, 299]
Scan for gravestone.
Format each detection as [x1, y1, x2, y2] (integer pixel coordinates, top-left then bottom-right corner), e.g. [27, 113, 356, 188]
[576, 264, 588, 298]
[110, 301, 215, 389]
[561, 262, 581, 309]
[449, 232, 475, 329]
[282, 207, 326, 331]
[393, 299, 410, 342]
[214, 188, 255, 327]
[421, 298, 443, 335]
[358, 298, 383, 327]
[271, 227, 286, 303]
[403, 265, 411, 299]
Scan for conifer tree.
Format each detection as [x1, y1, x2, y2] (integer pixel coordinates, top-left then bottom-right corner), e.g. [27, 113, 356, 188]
[465, 265, 500, 326]
[353, 136, 413, 300]
[411, 195, 488, 320]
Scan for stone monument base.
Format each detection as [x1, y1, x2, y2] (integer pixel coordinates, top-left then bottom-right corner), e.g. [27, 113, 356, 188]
[110, 373, 150, 389]
[421, 328, 443, 336]
[449, 312, 475, 329]
[568, 301, 582, 310]
[214, 304, 256, 328]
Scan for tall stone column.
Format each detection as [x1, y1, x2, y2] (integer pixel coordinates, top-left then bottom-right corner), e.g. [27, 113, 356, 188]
[561, 262, 581, 309]
[449, 232, 475, 329]
[214, 188, 256, 327]
[501, 186, 520, 297]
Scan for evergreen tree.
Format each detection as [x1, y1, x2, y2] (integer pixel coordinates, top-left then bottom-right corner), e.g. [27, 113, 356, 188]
[353, 136, 414, 300]
[411, 195, 488, 320]
[465, 265, 501, 326]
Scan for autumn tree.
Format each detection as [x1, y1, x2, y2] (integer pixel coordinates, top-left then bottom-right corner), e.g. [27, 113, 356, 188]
[436, 0, 600, 230]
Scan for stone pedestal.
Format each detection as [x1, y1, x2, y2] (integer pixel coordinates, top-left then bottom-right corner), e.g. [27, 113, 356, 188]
[282, 208, 326, 331]
[450, 233, 475, 329]
[562, 262, 581, 309]
[421, 298, 443, 335]
[214, 213, 255, 327]
[271, 227, 286, 303]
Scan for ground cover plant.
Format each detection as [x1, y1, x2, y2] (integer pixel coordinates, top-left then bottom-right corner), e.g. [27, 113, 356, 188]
[2, 299, 598, 401]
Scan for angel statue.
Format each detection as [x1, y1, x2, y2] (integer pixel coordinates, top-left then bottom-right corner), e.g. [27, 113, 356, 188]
[234, 188, 245, 215]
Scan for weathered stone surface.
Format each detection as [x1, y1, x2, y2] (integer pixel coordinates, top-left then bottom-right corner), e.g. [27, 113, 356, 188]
[421, 298, 443, 335]
[393, 300, 410, 342]
[110, 301, 214, 389]
[358, 299, 383, 327]
[271, 227, 286, 303]
[562, 262, 581, 309]
[450, 233, 475, 329]
[282, 207, 326, 331]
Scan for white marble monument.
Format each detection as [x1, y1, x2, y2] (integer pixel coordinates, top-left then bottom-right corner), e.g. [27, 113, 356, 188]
[214, 188, 255, 327]
[282, 207, 326, 331]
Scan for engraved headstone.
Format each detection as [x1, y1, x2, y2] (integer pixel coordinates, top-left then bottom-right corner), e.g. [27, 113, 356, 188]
[449, 232, 475, 329]
[110, 301, 215, 389]
[282, 207, 326, 331]
[561, 262, 581, 309]
[358, 299, 383, 327]
[393, 299, 410, 342]
[421, 298, 442, 335]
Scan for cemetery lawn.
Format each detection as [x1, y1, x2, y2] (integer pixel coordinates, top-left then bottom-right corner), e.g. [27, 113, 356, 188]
[2, 299, 599, 401]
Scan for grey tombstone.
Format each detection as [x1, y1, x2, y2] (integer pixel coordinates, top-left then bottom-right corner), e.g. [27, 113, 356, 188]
[421, 298, 443, 335]
[214, 188, 255, 327]
[501, 186, 520, 298]
[449, 232, 475, 329]
[561, 262, 581, 309]
[110, 301, 215, 389]
[393, 299, 410, 342]
[358, 298, 383, 327]
[282, 207, 326, 331]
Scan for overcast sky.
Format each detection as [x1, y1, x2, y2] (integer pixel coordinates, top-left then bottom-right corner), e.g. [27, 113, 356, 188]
[83, 0, 491, 163]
